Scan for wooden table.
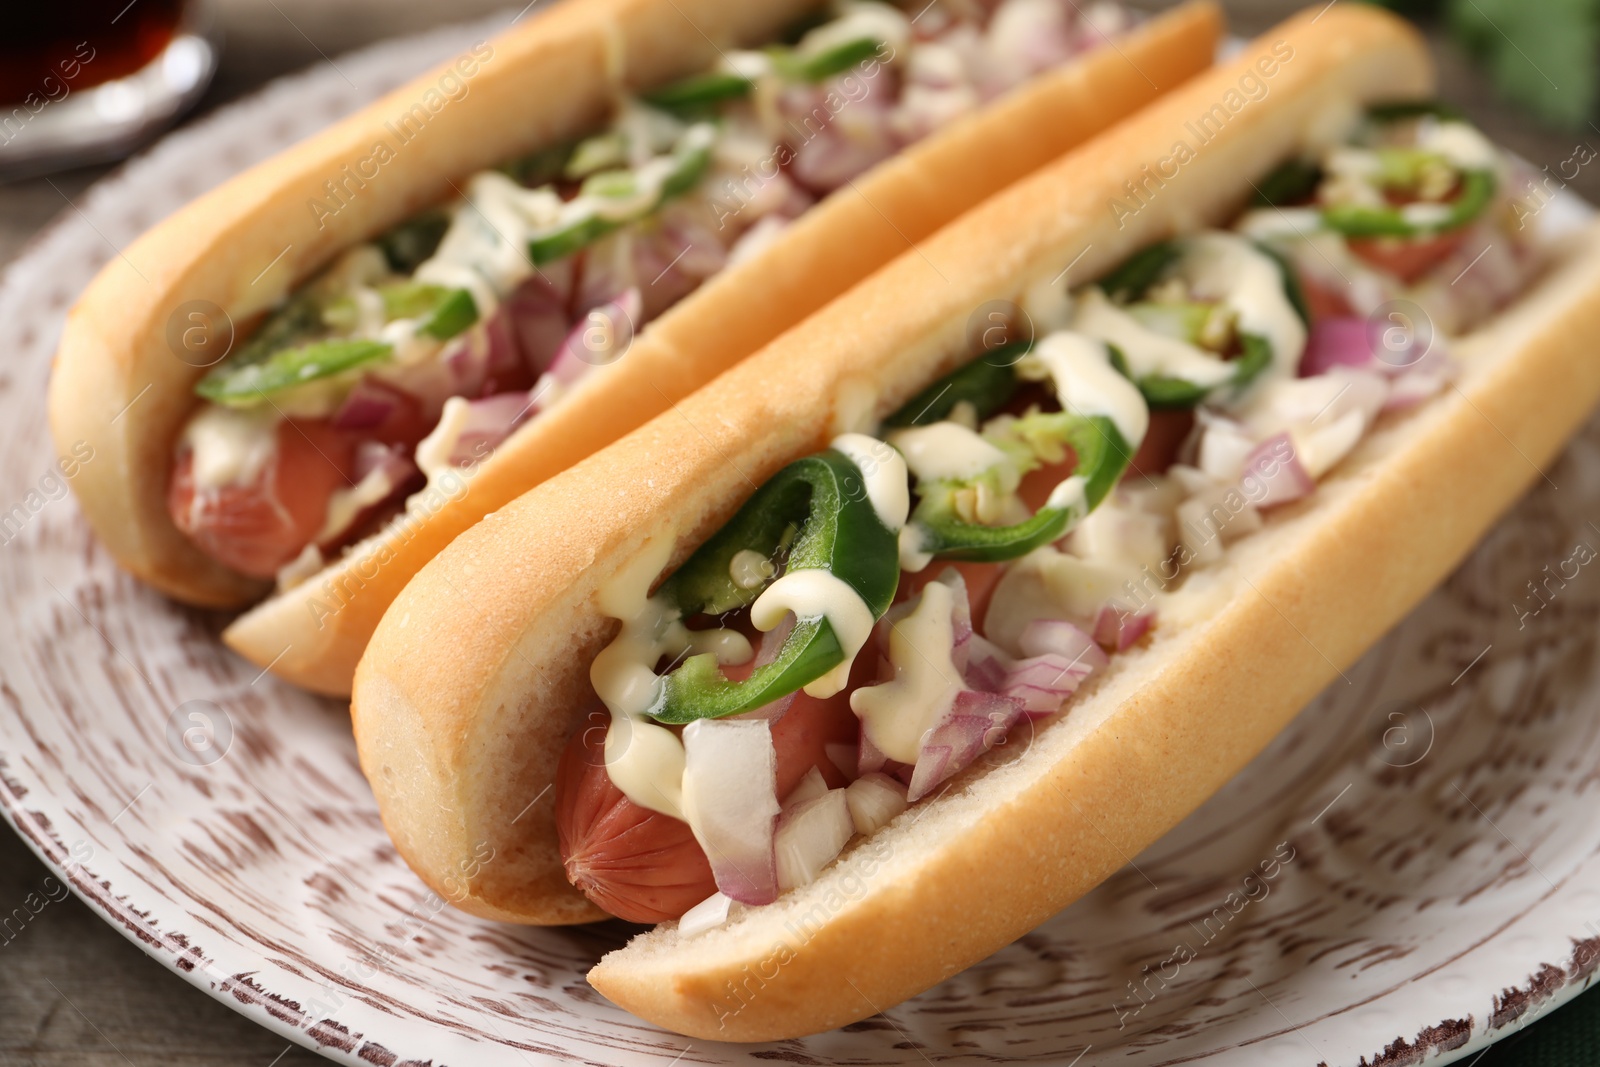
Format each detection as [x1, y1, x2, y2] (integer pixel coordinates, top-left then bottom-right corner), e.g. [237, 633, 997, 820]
[0, 2, 1593, 1063]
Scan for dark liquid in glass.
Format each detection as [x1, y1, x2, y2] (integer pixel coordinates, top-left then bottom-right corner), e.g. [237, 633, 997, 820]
[0, 0, 188, 107]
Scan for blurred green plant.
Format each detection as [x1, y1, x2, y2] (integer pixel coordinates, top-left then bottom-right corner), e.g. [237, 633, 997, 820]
[1366, 0, 1599, 129]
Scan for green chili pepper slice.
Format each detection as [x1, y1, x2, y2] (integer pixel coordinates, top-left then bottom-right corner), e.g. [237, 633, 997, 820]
[1093, 239, 1301, 409]
[882, 342, 1026, 428]
[526, 128, 714, 265]
[643, 35, 883, 117]
[647, 450, 900, 724]
[643, 71, 754, 113]
[1252, 158, 1322, 208]
[778, 35, 882, 82]
[1321, 168, 1496, 238]
[375, 210, 451, 274]
[324, 282, 480, 341]
[907, 412, 1134, 563]
[1112, 333, 1273, 410]
[197, 339, 393, 407]
[1365, 99, 1466, 125]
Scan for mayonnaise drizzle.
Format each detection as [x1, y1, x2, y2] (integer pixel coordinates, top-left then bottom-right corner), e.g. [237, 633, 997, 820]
[887, 422, 1013, 484]
[831, 432, 910, 532]
[1071, 286, 1235, 389]
[849, 578, 963, 763]
[1024, 331, 1150, 446]
[182, 405, 281, 490]
[750, 570, 876, 698]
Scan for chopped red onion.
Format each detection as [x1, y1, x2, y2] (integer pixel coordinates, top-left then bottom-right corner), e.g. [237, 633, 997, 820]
[1091, 603, 1153, 652]
[443, 390, 536, 467]
[1001, 654, 1092, 716]
[332, 379, 402, 431]
[907, 689, 1025, 802]
[1241, 432, 1315, 509]
[681, 718, 780, 905]
[963, 632, 1012, 693]
[502, 273, 573, 379]
[1299, 317, 1374, 377]
[548, 287, 642, 387]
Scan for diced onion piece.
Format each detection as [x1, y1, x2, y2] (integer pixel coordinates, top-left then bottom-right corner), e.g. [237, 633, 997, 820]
[775, 788, 854, 891]
[845, 772, 908, 835]
[548, 287, 642, 386]
[1092, 603, 1153, 652]
[1018, 618, 1107, 671]
[1240, 433, 1315, 508]
[907, 690, 1024, 802]
[681, 719, 780, 905]
[1299, 317, 1374, 377]
[783, 765, 830, 808]
[678, 891, 734, 937]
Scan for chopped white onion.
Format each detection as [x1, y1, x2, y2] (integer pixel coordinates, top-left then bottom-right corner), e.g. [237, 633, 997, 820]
[845, 772, 908, 835]
[677, 892, 734, 937]
[783, 765, 830, 809]
[775, 788, 855, 891]
[681, 719, 780, 905]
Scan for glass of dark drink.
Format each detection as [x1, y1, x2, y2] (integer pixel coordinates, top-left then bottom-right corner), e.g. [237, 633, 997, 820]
[0, 0, 218, 180]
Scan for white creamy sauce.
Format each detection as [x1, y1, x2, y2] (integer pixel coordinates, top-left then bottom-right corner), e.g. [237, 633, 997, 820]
[1419, 121, 1498, 171]
[887, 422, 1012, 484]
[1046, 474, 1088, 515]
[590, 536, 691, 819]
[730, 548, 775, 589]
[1024, 331, 1150, 445]
[831, 432, 910, 532]
[1071, 287, 1235, 389]
[1173, 233, 1306, 381]
[317, 462, 398, 544]
[849, 578, 963, 763]
[415, 172, 565, 316]
[413, 395, 471, 484]
[182, 405, 281, 490]
[801, 2, 911, 59]
[750, 569, 876, 698]
[898, 524, 934, 573]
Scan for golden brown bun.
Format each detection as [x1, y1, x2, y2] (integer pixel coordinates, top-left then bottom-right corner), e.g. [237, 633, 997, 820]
[45, 0, 1220, 692]
[352, 3, 1564, 1041]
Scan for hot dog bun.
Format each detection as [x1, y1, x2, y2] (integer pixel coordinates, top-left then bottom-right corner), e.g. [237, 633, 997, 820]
[353, 3, 1600, 1040]
[47, 0, 1220, 696]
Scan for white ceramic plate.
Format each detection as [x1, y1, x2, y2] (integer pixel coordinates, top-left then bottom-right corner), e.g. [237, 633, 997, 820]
[4, 13, 1599, 1066]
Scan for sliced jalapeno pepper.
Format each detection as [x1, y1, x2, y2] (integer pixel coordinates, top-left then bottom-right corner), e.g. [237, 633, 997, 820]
[1110, 333, 1272, 410]
[1252, 158, 1322, 208]
[642, 35, 883, 117]
[1089, 238, 1303, 410]
[374, 210, 451, 274]
[882, 341, 1026, 428]
[905, 412, 1134, 563]
[197, 338, 393, 407]
[323, 283, 479, 341]
[642, 71, 754, 113]
[1321, 168, 1495, 238]
[647, 450, 900, 724]
[526, 126, 714, 265]
[779, 35, 882, 82]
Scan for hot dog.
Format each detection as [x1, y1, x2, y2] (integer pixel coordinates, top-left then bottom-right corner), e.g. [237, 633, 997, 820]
[351, 2, 1600, 1041]
[48, 0, 1221, 696]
